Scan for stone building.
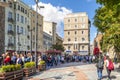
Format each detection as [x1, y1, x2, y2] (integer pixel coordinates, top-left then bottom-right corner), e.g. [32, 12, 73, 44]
[30, 9, 43, 53]
[63, 12, 90, 55]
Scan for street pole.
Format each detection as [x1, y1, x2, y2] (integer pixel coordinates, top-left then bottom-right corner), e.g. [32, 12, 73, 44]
[34, 0, 38, 68]
[34, 0, 44, 68]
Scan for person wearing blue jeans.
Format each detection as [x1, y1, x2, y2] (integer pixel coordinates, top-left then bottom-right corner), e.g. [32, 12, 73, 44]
[97, 68, 103, 80]
[96, 53, 104, 80]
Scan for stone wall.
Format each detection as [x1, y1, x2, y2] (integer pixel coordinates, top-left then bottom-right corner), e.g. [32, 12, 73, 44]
[0, 6, 5, 54]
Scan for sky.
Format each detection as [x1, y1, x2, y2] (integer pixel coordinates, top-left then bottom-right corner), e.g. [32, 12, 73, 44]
[22, 0, 99, 44]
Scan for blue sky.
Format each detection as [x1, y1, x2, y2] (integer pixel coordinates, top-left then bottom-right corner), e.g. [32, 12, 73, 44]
[22, 0, 99, 44]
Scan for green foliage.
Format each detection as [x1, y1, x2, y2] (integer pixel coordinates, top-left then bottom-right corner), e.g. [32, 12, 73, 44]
[24, 62, 35, 68]
[94, 0, 120, 53]
[51, 43, 65, 51]
[0, 64, 21, 73]
[38, 60, 45, 65]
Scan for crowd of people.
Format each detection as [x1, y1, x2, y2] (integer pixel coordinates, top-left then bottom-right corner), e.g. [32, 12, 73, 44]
[0, 51, 116, 80]
[0, 52, 96, 68]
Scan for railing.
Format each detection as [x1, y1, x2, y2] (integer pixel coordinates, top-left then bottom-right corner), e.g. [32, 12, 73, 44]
[8, 42, 14, 47]
[8, 30, 14, 35]
[8, 18, 14, 23]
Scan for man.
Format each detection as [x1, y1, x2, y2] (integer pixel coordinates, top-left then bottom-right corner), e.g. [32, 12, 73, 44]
[96, 53, 104, 80]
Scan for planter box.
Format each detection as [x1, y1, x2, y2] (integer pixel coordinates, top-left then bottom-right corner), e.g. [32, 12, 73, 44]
[23, 67, 36, 77]
[0, 69, 23, 80]
[38, 64, 46, 71]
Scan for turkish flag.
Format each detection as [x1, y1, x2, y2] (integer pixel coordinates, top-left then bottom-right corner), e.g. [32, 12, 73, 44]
[93, 47, 100, 55]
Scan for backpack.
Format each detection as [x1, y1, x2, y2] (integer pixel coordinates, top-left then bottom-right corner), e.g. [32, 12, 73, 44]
[97, 59, 104, 69]
[108, 60, 114, 70]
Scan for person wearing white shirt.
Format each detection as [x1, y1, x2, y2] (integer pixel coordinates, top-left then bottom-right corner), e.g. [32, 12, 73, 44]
[105, 54, 111, 80]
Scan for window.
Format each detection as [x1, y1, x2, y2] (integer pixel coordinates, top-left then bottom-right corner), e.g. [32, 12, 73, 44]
[81, 17, 85, 22]
[20, 27, 23, 34]
[17, 25, 19, 33]
[18, 5, 20, 10]
[75, 19, 77, 22]
[8, 12, 12, 19]
[75, 25, 77, 28]
[21, 16, 24, 23]
[75, 38, 77, 41]
[68, 19, 70, 22]
[68, 46, 70, 50]
[82, 38, 85, 42]
[68, 32, 70, 35]
[75, 31, 77, 34]
[25, 10, 27, 14]
[81, 24, 85, 28]
[82, 46, 84, 50]
[8, 36, 13, 43]
[9, 2, 12, 8]
[25, 17, 27, 23]
[68, 38, 71, 41]
[74, 44, 77, 50]
[8, 24, 12, 31]
[17, 14, 19, 21]
[82, 31, 84, 34]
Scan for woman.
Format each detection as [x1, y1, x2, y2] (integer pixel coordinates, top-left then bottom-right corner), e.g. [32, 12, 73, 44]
[16, 54, 23, 66]
[105, 54, 113, 80]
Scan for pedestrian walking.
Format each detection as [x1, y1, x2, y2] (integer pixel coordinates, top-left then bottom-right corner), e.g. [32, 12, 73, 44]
[105, 54, 114, 80]
[96, 53, 104, 80]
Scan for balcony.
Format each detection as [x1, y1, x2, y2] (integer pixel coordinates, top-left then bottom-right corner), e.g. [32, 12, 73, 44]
[27, 45, 30, 50]
[27, 35, 30, 39]
[27, 25, 30, 31]
[8, 18, 14, 23]
[8, 30, 14, 35]
[8, 42, 14, 47]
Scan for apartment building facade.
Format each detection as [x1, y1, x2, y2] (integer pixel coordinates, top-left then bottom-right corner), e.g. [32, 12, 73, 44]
[63, 12, 90, 55]
[0, 0, 31, 53]
[43, 21, 57, 51]
[30, 9, 43, 52]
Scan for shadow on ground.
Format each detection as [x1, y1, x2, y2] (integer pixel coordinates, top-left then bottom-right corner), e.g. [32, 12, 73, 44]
[102, 75, 116, 79]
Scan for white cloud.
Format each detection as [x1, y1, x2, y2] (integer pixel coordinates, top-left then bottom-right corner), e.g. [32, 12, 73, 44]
[32, 2, 72, 37]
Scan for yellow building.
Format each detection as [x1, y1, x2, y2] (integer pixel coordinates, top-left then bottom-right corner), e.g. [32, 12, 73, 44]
[63, 12, 90, 55]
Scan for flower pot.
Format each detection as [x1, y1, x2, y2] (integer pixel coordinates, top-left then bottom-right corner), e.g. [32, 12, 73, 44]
[23, 67, 36, 77]
[38, 64, 46, 71]
[0, 69, 23, 80]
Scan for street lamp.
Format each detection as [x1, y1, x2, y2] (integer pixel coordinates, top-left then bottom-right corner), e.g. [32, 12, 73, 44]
[34, 0, 44, 68]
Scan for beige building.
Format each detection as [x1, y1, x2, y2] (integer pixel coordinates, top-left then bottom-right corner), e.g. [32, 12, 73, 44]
[63, 12, 90, 55]
[30, 9, 43, 52]
[43, 21, 57, 45]
[94, 32, 103, 52]
[56, 33, 63, 45]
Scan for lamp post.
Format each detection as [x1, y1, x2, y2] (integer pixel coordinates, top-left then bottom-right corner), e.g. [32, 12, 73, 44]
[34, 0, 44, 68]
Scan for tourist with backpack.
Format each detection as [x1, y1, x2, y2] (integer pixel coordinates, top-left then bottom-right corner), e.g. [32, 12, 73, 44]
[105, 54, 114, 80]
[96, 53, 104, 80]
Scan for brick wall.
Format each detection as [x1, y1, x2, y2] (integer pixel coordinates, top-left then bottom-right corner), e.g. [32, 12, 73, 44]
[0, 6, 5, 54]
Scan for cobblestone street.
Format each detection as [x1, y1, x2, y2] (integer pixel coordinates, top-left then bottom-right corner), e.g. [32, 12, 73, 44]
[27, 62, 120, 80]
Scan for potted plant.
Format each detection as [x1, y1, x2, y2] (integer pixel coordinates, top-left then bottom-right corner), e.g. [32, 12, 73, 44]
[0, 64, 23, 80]
[23, 62, 36, 77]
[38, 60, 46, 71]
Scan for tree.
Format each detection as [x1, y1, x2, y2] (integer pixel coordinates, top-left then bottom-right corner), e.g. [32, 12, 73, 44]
[94, 0, 120, 59]
[51, 43, 65, 52]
